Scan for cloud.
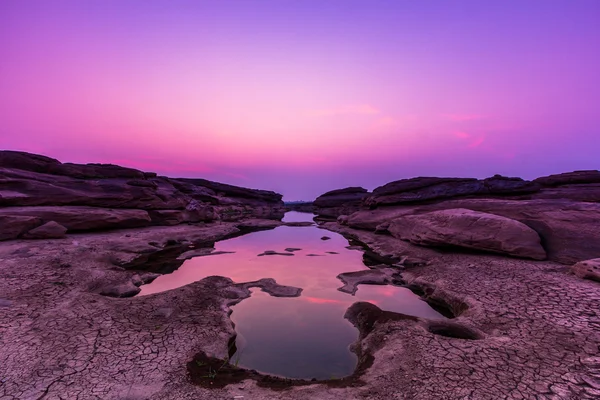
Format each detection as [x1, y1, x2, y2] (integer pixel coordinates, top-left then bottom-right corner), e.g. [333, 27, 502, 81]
[310, 104, 381, 117]
[442, 113, 487, 121]
[453, 131, 485, 148]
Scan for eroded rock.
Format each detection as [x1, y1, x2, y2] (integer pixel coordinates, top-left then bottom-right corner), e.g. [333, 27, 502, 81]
[388, 208, 546, 260]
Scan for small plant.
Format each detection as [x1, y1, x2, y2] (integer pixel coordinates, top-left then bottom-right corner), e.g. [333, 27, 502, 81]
[203, 367, 218, 380]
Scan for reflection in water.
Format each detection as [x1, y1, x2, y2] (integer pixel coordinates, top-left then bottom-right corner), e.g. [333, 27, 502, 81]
[140, 211, 444, 379]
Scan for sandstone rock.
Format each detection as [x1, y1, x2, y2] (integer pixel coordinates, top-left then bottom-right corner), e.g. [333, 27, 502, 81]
[314, 187, 369, 208]
[313, 187, 369, 217]
[23, 221, 67, 239]
[571, 259, 600, 282]
[534, 170, 600, 186]
[532, 184, 600, 203]
[0, 215, 42, 240]
[365, 176, 539, 207]
[388, 208, 546, 260]
[0, 206, 151, 231]
[0, 151, 285, 227]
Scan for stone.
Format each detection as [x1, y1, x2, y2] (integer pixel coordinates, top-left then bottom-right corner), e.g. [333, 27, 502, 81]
[99, 281, 141, 298]
[23, 221, 67, 239]
[388, 208, 546, 260]
[571, 259, 600, 282]
[0, 215, 42, 241]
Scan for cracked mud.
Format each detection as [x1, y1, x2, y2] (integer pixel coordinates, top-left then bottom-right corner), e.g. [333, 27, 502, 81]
[1, 220, 599, 399]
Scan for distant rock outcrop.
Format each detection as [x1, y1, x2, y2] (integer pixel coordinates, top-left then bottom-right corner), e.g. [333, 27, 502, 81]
[365, 175, 539, 207]
[0, 151, 285, 240]
[313, 187, 369, 218]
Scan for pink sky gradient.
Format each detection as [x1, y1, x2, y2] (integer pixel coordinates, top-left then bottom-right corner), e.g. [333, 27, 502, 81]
[1, 1, 599, 199]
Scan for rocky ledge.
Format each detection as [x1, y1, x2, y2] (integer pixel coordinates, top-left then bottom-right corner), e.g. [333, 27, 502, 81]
[0, 151, 285, 240]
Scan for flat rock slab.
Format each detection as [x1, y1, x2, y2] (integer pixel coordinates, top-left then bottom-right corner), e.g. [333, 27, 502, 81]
[238, 278, 302, 297]
[258, 250, 294, 256]
[284, 247, 302, 252]
[388, 208, 547, 260]
[337, 268, 400, 295]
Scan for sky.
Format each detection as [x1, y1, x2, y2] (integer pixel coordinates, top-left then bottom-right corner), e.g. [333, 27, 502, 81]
[1, 0, 599, 200]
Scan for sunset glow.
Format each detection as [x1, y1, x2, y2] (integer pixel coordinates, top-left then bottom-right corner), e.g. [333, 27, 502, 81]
[1, 0, 599, 198]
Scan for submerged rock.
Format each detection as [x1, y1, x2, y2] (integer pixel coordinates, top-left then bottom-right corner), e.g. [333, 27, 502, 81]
[258, 250, 294, 256]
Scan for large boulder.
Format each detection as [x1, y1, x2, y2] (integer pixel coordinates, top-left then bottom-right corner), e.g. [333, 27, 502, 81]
[388, 208, 546, 260]
[571, 259, 600, 282]
[0, 215, 42, 240]
[0, 206, 151, 231]
[419, 199, 600, 264]
[23, 221, 68, 239]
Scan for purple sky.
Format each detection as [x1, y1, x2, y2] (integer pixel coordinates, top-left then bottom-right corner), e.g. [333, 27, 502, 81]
[1, 0, 599, 199]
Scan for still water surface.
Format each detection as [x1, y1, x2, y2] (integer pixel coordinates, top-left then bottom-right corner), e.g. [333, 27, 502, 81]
[140, 212, 443, 379]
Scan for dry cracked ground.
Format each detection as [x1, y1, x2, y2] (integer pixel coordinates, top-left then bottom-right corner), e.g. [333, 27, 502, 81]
[1, 222, 599, 400]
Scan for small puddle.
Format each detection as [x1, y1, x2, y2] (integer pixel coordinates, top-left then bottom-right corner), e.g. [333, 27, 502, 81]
[140, 211, 444, 380]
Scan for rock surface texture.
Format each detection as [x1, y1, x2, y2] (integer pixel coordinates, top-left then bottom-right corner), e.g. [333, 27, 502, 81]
[0, 151, 285, 240]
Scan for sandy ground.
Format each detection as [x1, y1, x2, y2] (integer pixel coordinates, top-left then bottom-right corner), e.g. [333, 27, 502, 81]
[1, 221, 599, 399]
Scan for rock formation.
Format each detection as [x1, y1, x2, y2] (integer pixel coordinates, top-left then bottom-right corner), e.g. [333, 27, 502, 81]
[314, 171, 600, 263]
[0, 151, 285, 240]
[313, 187, 370, 219]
